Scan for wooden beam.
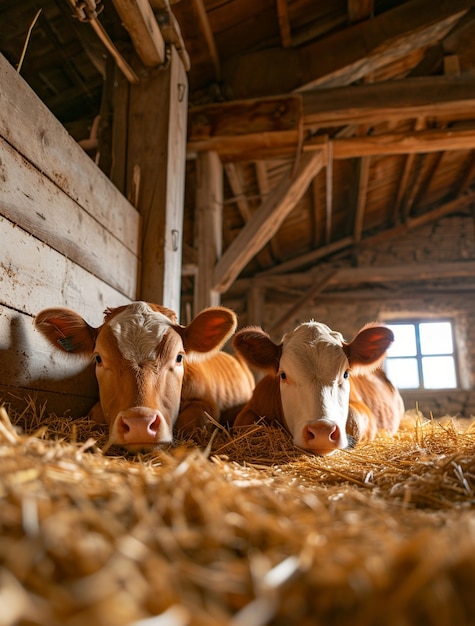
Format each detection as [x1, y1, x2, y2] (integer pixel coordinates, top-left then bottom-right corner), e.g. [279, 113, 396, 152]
[188, 77, 475, 158]
[125, 47, 188, 312]
[213, 151, 325, 293]
[195, 151, 223, 312]
[222, 0, 470, 98]
[112, 0, 166, 67]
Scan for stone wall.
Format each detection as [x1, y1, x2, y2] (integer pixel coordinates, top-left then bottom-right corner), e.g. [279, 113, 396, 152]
[263, 213, 475, 419]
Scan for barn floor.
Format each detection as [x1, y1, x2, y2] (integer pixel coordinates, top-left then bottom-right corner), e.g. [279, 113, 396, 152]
[1, 400, 475, 626]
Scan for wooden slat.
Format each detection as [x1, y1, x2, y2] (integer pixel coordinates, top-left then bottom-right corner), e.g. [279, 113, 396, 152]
[213, 151, 324, 293]
[1, 216, 131, 322]
[1, 138, 138, 300]
[0, 54, 140, 254]
[112, 0, 166, 67]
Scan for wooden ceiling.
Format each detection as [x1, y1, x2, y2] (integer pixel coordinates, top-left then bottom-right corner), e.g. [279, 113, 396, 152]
[2, 0, 475, 315]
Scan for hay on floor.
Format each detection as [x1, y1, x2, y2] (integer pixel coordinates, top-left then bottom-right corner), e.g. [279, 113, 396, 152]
[1, 398, 475, 626]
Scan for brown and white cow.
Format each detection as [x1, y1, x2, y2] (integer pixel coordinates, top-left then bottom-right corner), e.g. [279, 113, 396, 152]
[35, 301, 254, 451]
[232, 321, 404, 455]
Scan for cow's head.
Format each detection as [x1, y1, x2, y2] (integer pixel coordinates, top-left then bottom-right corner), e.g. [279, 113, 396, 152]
[233, 321, 394, 454]
[35, 302, 237, 451]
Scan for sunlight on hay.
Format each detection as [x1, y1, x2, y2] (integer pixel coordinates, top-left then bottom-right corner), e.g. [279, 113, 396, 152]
[1, 399, 475, 626]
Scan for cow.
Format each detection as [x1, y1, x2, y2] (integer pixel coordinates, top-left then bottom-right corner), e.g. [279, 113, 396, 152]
[35, 301, 254, 451]
[232, 321, 404, 455]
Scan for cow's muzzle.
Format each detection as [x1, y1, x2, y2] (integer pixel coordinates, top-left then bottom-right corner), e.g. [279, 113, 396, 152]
[300, 419, 346, 455]
[112, 406, 173, 450]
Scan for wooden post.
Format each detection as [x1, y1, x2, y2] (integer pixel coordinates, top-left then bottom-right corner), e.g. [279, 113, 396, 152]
[126, 46, 188, 315]
[195, 151, 223, 313]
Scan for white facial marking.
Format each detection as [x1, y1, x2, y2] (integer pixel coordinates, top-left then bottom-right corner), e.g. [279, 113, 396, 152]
[279, 322, 350, 449]
[108, 302, 174, 365]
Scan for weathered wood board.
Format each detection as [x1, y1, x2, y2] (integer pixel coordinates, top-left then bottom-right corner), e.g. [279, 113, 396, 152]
[0, 53, 141, 416]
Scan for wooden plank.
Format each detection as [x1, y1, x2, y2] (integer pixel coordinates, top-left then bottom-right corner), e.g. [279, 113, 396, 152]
[213, 151, 324, 293]
[0, 54, 140, 254]
[0, 138, 138, 300]
[112, 0, 166, 67]
[1, 216, 131, 322]
[195, 151, 222, 312]
[126, 47, 188, 312]
[222, 0, 470, 97]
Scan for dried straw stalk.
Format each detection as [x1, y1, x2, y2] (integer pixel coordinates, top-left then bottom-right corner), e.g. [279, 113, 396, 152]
[1, 400, 475, 626]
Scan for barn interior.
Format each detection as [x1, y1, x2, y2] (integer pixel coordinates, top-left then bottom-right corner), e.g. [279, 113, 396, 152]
[1, 1, 475, 624]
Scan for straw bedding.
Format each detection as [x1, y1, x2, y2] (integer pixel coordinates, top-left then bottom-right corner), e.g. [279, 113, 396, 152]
[1, 399, 475, 626]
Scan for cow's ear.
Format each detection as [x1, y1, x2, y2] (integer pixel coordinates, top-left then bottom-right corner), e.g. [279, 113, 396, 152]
[343, 324, 394, 368]
[179, 306, 237, 353]
[35, 308, 97, 355]
[233, 327, 282, 373]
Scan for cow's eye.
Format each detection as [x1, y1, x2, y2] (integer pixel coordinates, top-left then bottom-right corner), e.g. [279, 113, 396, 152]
[343, 370, 349, 379]
[94, 354, 102, 365]
[176, 353, 184, 364]
[280, 371, 287, 381]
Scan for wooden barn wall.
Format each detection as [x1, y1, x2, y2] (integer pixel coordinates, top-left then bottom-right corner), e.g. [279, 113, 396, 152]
[0, 54, 141, 417]
[262, 213, 475, 419]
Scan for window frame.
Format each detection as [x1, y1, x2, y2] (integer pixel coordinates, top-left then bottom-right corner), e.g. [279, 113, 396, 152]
[383, 318, 459, 391]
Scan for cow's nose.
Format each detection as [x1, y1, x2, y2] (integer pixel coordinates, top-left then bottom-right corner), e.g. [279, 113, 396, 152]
[117, 408, 162, 444]
[303, 421, 342, 455]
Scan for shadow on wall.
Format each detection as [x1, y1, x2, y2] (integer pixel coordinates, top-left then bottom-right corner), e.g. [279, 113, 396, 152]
[0, 312, 98, 418]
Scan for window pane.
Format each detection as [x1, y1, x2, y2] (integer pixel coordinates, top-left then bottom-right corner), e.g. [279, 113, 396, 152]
[386, 324, 417, 357]
[385, 357, 419, 389]
[419, 322, 453, 355]
[422, 356, 457, 389]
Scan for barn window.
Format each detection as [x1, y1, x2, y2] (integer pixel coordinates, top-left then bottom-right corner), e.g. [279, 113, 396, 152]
[384, 321, 457, 390]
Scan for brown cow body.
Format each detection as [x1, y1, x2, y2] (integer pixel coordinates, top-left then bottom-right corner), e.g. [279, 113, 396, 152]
[35, 301, 254, 451]
[233, 321, 404, 454]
